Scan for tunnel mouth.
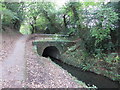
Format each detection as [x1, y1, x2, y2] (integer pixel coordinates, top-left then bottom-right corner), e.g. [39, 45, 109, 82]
[42, 46, 61, 59]
[41, 46, 120, 88]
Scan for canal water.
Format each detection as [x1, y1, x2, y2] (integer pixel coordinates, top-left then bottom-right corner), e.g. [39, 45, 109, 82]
[49, 57, 120, 89]
[36, 41, 120, 89]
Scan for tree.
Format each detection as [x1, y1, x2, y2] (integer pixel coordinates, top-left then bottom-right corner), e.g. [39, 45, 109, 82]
[24, 2, 61, 34]
[106, 1, 120, 52]
[2, 2, 25, 30]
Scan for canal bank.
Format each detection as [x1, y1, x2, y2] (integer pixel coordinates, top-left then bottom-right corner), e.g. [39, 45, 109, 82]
[33, 38, 120, 89]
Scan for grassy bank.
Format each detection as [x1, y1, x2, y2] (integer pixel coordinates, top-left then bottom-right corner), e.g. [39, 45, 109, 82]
[61, 44, 120, 83]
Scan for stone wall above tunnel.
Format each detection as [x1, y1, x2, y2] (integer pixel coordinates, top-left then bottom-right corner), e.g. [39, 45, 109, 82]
[33, 41, 74, 60]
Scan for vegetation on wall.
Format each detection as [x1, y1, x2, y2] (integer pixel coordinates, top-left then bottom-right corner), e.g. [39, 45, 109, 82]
[1, 0, 120, 82]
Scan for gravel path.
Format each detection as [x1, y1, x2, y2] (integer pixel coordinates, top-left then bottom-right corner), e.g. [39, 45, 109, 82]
[25, 38, 86, 88]
[1, 35, 86, 89]
[2, 36, 28, 88]
[0, 30, 22, 62]
[0, 30, 22, 89]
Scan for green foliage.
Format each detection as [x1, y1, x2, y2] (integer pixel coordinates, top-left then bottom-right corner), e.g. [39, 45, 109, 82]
[20, 24, 31, 35]
[23, 2, 59, 34]
[2, 0, 119, 83]
[1, 3, 18, 20]
[36, 17, 48, 30]
[104, 53, 119, 64]
[62, 2, 84, 35]
[60, 2, 120, 82]
[90, 6, 119, 44]
[1, 2, 24, 29]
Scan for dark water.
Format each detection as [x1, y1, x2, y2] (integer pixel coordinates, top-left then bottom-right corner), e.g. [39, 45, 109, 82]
[50, 57, 120, 89]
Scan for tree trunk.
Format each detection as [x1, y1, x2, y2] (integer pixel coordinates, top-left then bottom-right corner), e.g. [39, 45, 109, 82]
[33, 16, 37, 33]
[43, 10, 60, 33]
[13, 19, 21, 30]
[63, 14, 67, 29]
[30, 23, 34, 34]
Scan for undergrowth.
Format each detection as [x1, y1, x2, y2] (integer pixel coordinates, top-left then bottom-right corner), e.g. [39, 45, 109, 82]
[62, 44, 120, 82]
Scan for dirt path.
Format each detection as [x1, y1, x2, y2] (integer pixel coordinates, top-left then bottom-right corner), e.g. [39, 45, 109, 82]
[25, 37, 86, 88]
[0, 35, 86, 89]
[2, 36, 28, 88]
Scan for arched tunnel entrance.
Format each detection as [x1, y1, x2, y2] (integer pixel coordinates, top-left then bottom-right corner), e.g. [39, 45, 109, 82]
[42, 46, 61, 59]
[40, 45, 120, 89]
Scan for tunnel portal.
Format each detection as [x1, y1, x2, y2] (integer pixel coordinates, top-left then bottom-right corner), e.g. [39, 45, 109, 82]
[42, 46, 61, 59]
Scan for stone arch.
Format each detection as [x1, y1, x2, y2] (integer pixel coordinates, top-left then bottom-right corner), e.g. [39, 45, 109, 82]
[42, 46, 61, 59]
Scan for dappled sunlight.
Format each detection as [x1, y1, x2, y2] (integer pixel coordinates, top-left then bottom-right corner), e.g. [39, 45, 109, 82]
[20, 24, 31, 35]
[1, 0, 120, 89]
